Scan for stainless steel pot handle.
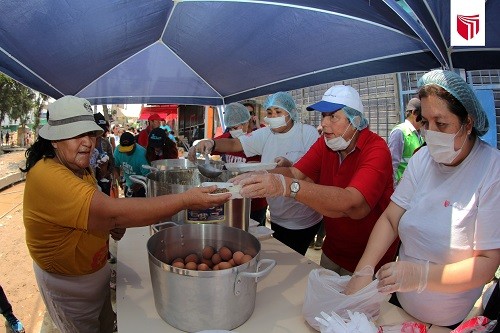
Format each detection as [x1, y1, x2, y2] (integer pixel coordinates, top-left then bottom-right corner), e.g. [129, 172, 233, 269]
[234, 259, 276, 296]
[129, 175, 148, 195]
[142, 165, 159, 172]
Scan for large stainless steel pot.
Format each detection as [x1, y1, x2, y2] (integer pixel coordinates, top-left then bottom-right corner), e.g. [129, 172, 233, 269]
[147, 224, 276, 332]
[130, 169, 250, 230]
[150, 158, 196, 170]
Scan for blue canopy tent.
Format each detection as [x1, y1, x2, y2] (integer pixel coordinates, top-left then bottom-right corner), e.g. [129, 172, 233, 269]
[0, 0, 498, 106]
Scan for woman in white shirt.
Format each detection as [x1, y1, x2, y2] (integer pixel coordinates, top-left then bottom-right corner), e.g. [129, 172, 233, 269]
[189, 92, 323, 255]
[344, 70, 500, 328]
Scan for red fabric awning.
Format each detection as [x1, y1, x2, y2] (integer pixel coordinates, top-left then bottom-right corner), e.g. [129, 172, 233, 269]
[139, 105, 178, 121]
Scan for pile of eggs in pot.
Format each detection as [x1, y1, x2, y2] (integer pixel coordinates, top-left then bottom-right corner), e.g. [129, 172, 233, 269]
[170, 246, 253, 271]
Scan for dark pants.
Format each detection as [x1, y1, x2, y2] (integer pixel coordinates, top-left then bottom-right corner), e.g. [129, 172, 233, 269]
[98, 179, 111, 196]
[124, 186, 145, 198]
[250, 207, 267, 226]
[0, 285, 13, 316]
[483, 280, 500, 332]
[270, 220, 322, 255]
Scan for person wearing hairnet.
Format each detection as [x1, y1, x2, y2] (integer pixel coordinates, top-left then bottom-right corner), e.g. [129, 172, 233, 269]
[344, 70, 500, 328]
[188, 93, 322, 255]
[233, 85, 399, 275]
[212, 103, 268, 226]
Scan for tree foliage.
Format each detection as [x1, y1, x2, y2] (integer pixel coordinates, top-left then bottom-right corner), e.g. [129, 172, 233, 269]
[0, 73, 48, 130]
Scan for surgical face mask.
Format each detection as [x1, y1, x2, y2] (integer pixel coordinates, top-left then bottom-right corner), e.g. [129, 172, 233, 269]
[229, 129, 245, 138]
[423, 125, 467, 164]
[264, 115, 287, 129]
[325, 124, 354, 151]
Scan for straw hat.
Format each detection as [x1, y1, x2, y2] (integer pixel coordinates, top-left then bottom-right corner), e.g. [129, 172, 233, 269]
[39, 96, 103, 140]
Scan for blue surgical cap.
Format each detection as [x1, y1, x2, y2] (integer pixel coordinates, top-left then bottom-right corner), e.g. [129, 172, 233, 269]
[263, 92, 299, 122]
[418, 70, 489, 136]
[342, 106, 369, 131]
[224, 103, 251, 128]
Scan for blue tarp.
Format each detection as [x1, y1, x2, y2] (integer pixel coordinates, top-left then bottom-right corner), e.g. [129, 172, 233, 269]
[0, 0, 498, 105]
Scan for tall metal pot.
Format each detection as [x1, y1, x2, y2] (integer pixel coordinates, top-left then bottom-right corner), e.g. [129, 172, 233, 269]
[147, 224, 276, 332]
[130, 169, 250, 230]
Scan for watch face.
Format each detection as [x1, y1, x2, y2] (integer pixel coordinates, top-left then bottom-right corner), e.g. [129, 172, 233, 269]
[291, 182, 300, 192]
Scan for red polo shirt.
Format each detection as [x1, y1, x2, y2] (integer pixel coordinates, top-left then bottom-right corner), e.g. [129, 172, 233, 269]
[294, 128, 398, 272]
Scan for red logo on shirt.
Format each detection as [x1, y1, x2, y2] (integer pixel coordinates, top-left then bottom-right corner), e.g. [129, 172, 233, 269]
[443, 200, 451, 207]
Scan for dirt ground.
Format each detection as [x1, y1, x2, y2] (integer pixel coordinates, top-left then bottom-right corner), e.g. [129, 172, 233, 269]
[0, 151, 59, 333]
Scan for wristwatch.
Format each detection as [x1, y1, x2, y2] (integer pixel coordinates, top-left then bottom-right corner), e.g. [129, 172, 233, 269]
[290, 179, 300, 198]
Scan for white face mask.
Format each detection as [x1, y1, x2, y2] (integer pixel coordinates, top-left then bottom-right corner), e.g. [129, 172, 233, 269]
[264, 116, 287, 129]
[423, 125, 467, 164]
[229, 129, 245, 138]
[325, 124, 354, 151]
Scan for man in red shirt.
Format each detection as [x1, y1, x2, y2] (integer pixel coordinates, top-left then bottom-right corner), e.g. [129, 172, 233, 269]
[137, 113, 163, 147]
[235, 85, 398, 275]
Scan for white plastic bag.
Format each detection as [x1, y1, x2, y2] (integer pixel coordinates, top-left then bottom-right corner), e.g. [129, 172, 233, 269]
[315, 310, 378, 333]
[302, 268, 387, 331]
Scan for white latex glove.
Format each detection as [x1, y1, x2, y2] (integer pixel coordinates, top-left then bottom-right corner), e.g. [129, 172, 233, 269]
[238, 173, 286, 198]
[342, 265, 374, 295]
[229, 170, 268, 185]
[376, 261, 429, 294]
[274, 156, 293, 167]
[187, 139, 215, 162]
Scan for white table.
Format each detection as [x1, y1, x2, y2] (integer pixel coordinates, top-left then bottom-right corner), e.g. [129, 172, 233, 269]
[117, 227, 450, 332]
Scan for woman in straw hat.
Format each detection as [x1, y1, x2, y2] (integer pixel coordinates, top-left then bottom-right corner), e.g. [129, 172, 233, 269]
[21, 96, 230, 333]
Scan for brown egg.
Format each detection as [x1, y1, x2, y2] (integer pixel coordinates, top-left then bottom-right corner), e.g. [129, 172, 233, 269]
[185, 261, 198, 270]
[202, 246, 215, 260]
[232, 251, 244, 265]
[228, 259, 235, 266]
[212, 264, 220, 270]
[185, 253, 199, 264]
[172, 257, 184, 264]
[198, 263, 210, 271]
[219, 246, 233, 261]
[241, 254, 253, 264]
[201, 258, 214, 268]
[218, 261, 233, 270]
[172, 261, 185, 269]
[212, 253, 222, 265]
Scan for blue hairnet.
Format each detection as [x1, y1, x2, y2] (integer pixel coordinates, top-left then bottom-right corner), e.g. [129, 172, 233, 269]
[342, 106, 369, 131]
[224, 103, 251, 127]
[418, 70, 489, 136]
[263, 92, 299, 122]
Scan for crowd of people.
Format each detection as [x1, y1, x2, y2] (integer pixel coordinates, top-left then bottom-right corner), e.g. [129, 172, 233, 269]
[11, 68, 498, 332]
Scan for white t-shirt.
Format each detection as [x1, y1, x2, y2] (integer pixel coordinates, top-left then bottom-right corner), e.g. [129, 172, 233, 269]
[392, 139, 500, 326]
[239, 123, 322, 229]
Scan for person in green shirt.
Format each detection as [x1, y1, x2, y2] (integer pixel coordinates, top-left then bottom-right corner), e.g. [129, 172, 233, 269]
[388, 98, 424, 187]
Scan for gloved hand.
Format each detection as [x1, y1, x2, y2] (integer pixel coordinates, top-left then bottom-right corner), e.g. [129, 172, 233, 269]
[343, 265, 374, 295]
[376, 261, 429, 294]
[274, 156, 293, 167]
[229, 170, 268, 185]
[239, 173, 286, 198]
[187, 139, 215, 162]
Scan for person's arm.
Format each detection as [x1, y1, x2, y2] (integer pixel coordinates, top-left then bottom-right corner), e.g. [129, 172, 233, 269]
[388, 129, 404, 185]
[282, 177, 371, 219]
[87, 186, 231, 233]
[187, 138, 243, 161]
[343, 201, 404, 294]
